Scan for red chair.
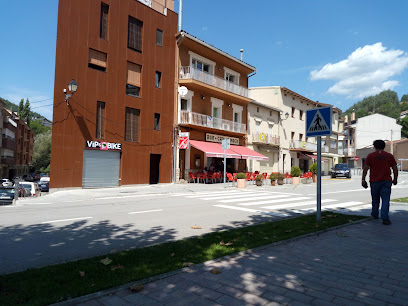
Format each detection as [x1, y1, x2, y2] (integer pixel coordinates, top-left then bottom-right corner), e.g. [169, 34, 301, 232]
[215, 171, 221, 183]
[188, 172, 197, 183]
[197, 172, 207, 183]
[227, 173, 236, 186]
[285, 172, 292, 184]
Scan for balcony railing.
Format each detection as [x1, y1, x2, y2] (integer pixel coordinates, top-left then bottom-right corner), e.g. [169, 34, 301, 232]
[252, 133, 280, 146]
[343, 147, 355, 156]
[2, 137, 16, 151]
[179, 110, 246, 134]
[180, 66, 248, 98]
[1, 157, 15, 164]
[290, 140, 329, 152]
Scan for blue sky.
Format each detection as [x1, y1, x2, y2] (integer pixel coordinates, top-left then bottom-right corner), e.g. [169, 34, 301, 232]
[1, 0, 407, 120]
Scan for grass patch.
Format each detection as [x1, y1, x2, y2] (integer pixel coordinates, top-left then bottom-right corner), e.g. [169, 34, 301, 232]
[0, 212, 366, 305]
[392, 197, 408, 203]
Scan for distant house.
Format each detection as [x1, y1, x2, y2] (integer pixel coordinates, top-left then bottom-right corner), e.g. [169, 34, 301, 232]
[400, 110, 408, 119]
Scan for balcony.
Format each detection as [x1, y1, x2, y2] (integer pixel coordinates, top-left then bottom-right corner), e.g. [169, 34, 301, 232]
[251, 133, 280, 146]
[343, 147, 355, 156]
[179, 110, 246, 134]
[2, 136, 16, 150]
[290, 140, 329, 153]
[179, 66, 250, 102]
[1, 156, 15, 164]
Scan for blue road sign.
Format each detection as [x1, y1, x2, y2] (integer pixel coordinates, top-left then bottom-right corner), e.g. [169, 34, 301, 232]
[306, 106, 332, 137]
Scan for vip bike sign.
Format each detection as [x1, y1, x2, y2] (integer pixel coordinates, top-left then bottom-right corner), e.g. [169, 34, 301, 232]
[306, 106, 332, 137]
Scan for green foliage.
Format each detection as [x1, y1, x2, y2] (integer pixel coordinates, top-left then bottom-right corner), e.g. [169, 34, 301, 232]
[269, 173, 278, 180]
[0, 96, 47, 121]
[32, 130, 52, 173]
[277, 173, 285, 180]
[291, 166, 301, 177]
[29, 120, 51, 135]
[255, 174, 263, 181]
[309, 163, 317, 174]
[401, 94, 408, 103]
[236, 172, 246, 179]
[343, 90, 402, 120]
[398, 117, 408, 138]
[400, 102, 408, 112]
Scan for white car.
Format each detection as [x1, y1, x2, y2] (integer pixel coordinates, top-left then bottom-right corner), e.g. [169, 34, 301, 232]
[1, 179, 13, 187]
[19, 181, 41, 197]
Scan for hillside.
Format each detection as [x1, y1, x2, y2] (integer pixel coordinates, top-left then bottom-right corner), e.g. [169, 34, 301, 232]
[0, 96, 49, 120]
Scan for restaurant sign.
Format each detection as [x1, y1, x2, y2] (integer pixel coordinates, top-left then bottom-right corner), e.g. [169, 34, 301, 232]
[85, 140, 122, 151]
[206, 133, 239, 145]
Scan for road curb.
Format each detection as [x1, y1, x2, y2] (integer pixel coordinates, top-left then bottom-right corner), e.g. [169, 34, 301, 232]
[53, 216, 371, 306]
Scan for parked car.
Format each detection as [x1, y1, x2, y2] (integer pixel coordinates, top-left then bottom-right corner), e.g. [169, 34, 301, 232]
[22, 174, 34, 182]
[32, 173, 41, 181]
[0, 186, 15, 205]
[39, 177, 50, 192]
[19, 181, 41, 197]
[331, 163, 351, 178]
[1, 179, 13, 187]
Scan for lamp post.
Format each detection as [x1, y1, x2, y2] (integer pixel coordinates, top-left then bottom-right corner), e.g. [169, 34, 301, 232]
[64, 79, 79, 104]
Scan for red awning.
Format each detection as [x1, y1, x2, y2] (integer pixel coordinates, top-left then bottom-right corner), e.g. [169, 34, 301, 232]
[189, 140, 268, 161]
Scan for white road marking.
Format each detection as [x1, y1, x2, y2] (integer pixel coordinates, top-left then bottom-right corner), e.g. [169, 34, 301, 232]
[239, 197, 311, 206]
[214, 205, 288, 216]
[128, 209, 163, 215]
[63, 200, 83, 203]
[41, 217, 93, 224]
[346, 204, 372, 211]
[323, 201, 364, 209]
[97, 194, 167, 200]
[218, 194, 291, 203]
[171, 190, 241, 197]
[261, 199, 337, 210]
[196, 192, 272, 200]
[184, 191, 262, 199]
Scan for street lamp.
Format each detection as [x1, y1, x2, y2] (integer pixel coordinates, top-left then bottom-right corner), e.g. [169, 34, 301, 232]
[280, 111, 289, 121]
[64, 79, 79, 104]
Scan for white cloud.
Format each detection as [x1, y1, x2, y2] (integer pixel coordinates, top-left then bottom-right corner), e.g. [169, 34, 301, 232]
[310, 43, 408, 98]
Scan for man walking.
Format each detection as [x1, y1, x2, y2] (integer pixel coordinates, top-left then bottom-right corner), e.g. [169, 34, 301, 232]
[362, 140, 398, 225]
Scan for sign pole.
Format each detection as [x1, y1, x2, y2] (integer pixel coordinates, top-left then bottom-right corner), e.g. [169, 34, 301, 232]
[317, 136, 321, 222]
[224, 149, 226, 188]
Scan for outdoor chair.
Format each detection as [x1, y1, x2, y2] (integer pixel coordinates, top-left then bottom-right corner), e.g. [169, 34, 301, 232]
[197, 172, 207, 183]
[227, 173, 236, 186]
[188, 172, 197, 183]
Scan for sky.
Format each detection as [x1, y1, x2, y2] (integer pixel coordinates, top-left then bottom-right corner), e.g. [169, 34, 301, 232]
[1, 0, 408, 121]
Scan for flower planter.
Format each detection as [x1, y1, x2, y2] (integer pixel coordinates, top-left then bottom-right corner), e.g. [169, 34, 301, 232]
[271, 180, 276, 186]
[277, 179, 284, 185]
[292, 177, 300, 185]
[256, 180, 262, 186]
[237, 179, 246, 188]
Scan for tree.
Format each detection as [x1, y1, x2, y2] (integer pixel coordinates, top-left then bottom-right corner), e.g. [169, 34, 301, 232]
[398, 117, 408, 138]
[24, 98, 31, 125]
[32, 130, 52, 173]
[29, 120, 51, 135]
[18, 99, 24, 115]
[401, 94, 408, 103]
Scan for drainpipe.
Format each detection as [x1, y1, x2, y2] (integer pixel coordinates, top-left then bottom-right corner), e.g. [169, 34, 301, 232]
[178, 0, 183, 31]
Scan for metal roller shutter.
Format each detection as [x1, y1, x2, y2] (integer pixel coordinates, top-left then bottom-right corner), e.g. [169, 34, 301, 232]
[82, 150, 120, 187]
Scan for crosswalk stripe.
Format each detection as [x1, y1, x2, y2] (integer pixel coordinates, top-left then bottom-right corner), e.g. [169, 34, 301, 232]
[218, 194, 291, 203]
[261, 199, 337, 210]
[323, 201, 364, 209]
[185, 192, 265, 199]
[345, 204, 371, 211]
[199, 192, 277, 201]
[171, 191, 241, 197]
[239, 197, 311, 206]
[214, 205, 289, 217]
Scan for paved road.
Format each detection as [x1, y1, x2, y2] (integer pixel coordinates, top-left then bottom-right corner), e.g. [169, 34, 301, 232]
[1, 173, 408, 274]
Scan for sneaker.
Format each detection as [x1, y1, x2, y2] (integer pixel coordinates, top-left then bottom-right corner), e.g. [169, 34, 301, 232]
[371, 213, 379, 219]
[382, 219, 392, 225]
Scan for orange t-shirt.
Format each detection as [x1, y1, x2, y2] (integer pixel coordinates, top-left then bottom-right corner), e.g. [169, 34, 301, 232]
[364, 150, 396, 182]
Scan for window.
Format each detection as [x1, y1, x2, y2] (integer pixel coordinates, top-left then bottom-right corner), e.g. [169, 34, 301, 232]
[128, 16, 143, 52]
[224, 67, 239, 85]
[156, 29, 163, 46]
[300, 110, 303, 120]
[255, 121, 260, 133]
[88, 49, 107, 71]
[234, 112, 239, 123]
[100, 3, 109, 40]
[299, 133, 303, 141]
[125, 107, 140, 142]
[154, 113, 160, 130]
[270, 111, 272, 116]
[127, 62, 141, 97]
[96, 101, 105, 139]
[155, 71, 161, 88]
[181, 99, 188, 110]
[291, 107, 295, 118]
[192, 58, 210, 73]
[291, 132, 295, 140]
[257, 107, 259, 113]
[226, 73, 235, 83]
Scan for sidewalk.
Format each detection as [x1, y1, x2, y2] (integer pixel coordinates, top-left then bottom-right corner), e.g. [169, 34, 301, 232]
[59, 212, 408, 306]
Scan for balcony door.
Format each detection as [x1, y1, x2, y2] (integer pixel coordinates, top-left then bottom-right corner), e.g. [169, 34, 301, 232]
[211, 97, 224, 130]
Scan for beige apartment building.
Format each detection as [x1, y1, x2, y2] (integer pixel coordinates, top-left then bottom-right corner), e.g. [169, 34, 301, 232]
[175, 31, 266, 180]
[249, 86, 343, 174]
[247, 100, 281, 173]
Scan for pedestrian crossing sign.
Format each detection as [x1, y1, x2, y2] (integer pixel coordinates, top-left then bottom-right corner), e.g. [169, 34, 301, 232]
[306, 106, 332, 137]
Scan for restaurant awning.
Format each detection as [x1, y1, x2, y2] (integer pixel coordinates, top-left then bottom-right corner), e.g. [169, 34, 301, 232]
[189, 140, 268, 161]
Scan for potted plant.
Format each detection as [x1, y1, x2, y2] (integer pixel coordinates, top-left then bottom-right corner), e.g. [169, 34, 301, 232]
[291, 166, 301, 184]
[277, 173, 285, 185]
[236, 172, 246, 188]
[255, 174, 263, 186]
[269, 173, 278, 186]
[309, 163, 317, 183]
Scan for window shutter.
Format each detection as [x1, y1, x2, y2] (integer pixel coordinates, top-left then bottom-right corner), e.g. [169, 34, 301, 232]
[127, 62, 141, 86]
[89, 49, 107, 68]
[125, 108, 140, 142]
[100, 3, 109, 40]
[128, 17, 143, 51]
[96, 102, 105, 139]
